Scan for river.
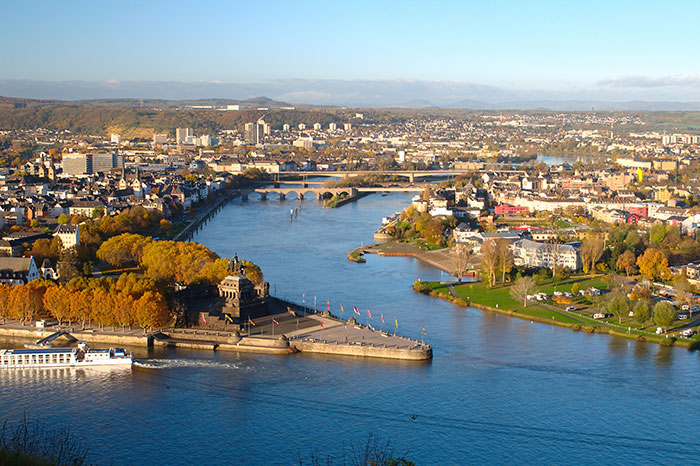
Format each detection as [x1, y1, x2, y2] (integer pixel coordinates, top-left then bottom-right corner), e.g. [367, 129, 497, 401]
[1, 191, 699, 465]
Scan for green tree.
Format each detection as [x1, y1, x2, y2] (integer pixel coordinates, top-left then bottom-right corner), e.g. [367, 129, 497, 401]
[57, 214, 69, 225]
[653, 301, 677, 333]
[633, 301, 651, 326]
[607, 292, 630, 324]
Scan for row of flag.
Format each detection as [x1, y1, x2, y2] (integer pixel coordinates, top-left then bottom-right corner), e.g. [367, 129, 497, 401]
[303, 295, 426, 335]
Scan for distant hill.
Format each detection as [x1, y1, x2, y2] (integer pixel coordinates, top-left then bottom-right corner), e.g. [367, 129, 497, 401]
[0, 96, 339, 136]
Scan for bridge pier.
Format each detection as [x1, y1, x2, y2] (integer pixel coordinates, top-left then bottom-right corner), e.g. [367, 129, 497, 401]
[241, 193, 249, 201]
[279, 193, 286, 200]
[299, 193, 304, 200]
[409, 172, 415, 183]
[260, 193, 267, 201]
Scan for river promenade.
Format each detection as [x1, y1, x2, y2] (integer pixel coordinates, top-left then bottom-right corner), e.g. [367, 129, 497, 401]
[0, 297, 432, 361]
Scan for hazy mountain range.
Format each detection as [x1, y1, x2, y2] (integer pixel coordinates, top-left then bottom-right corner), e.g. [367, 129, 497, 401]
[3, 78, 700, 111]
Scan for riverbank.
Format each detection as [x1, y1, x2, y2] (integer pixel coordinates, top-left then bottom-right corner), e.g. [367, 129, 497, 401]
[324, 191, 373, 208]
[0, 296, 432, 361]
[416, 279, 700, 349]
[173, 194, 235, 241]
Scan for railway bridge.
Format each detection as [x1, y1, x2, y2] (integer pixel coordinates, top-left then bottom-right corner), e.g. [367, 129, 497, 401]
[234, 186, 358, 201]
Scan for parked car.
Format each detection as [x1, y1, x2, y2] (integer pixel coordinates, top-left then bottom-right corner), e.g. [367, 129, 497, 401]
[656, 327, 665, 334]
[681, 329, 697, 338]
[565, 305, 576, 312]
[593, 313, 606, 319]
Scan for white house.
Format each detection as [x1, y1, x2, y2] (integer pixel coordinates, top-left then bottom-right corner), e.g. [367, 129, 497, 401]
[54, 224, 80, 249]
[511, 239, 581, 271]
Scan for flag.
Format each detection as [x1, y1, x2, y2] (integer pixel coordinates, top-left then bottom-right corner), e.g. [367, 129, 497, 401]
[327, 300, 330, 311]
[248, 316, 256, 327]
[225, 314, 233, 323]
[320, 321, 325, 331]
[302, 294, 305, 305]
[422, 325, 426, 335]
[395, 319, 398, 329]
[367, 309, 373, 320]
[201, 314, 207, 325]
[354, 306, 360, 316]
[272, 318, 280, 326]
[340, 304, 344, 315]
[381, 313, 385, 325]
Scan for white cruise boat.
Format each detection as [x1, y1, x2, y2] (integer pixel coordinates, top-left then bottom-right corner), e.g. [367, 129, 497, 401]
[0, 342, 132, 369]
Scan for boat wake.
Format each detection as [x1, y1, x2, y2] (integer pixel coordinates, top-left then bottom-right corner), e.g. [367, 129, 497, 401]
[133, 359, 240, 370]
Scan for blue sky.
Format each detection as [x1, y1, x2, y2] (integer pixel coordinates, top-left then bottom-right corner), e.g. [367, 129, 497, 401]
[3, 0, 700, 103]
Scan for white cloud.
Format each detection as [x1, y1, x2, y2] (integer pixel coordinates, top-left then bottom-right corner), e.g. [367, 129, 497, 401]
[598, 75, 700, 88]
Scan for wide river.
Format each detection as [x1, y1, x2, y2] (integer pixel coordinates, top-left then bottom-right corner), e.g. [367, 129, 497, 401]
[2, 191, 699, 465]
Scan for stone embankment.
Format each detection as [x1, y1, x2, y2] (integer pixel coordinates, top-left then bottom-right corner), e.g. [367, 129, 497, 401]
[0, 302, 434, 361]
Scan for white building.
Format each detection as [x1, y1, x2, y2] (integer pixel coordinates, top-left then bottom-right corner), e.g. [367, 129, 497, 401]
[54, 224, 80, 249]
[111, 134, 121, 144]
[511, 239, 581, 271]
[329, 123, 337, 131]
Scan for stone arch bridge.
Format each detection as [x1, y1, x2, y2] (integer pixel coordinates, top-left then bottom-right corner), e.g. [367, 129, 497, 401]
[235, 187, 357, 201]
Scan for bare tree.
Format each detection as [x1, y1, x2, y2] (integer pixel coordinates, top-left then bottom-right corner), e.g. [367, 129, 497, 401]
[580, 234, 604, 275]
[480, 239, 498, 287]
[496, 239, 514, 285]
[546, 239, 563, 279]
[450, 243, 472, 283]
[510, 276, 537, 308]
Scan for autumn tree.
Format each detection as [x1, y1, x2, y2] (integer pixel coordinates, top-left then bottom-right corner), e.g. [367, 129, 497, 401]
[96, 233, 152, 268]
[43, 286, 73, 326]
[616, 250, 637, 276]
[70, 289, 92, 330]
[571, 282, 580, 296]
[510, 276, 537, 308]
[0, 284, 11, 323]
[197, 258, 230, 286]
[636, 248, 671, 281]
[653, 301, 677, 333]
[113, 292, 136, 330]
[134, 291, 170, 332]
[9, 282, 50, 325]
[91, 287, 115, 329]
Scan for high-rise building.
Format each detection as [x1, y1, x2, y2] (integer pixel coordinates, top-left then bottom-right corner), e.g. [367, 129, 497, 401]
[199, 135, 212, 146]
[111, 134, 121, 144]
[62, 153, 123, 176]
[329, 123, 337, 131]
[344, 123, 352, 131]
[313, 123, 321, 130]
[282, 124, 290, 131]
[153, 133, 168, 144]
[62, 153, 92, 176]
[92, 153, 124, 173]
[298, 123, 306, 130]
[176, 127, 193, 144]
[244, 122, 264, 145]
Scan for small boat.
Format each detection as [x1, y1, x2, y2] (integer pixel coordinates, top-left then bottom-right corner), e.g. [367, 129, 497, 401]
[0, 341, 133, 369]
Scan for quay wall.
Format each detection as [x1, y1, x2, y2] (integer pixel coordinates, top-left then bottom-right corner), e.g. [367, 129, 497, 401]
[292, 338, 432, 361]
[0, 327, 151, 346]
